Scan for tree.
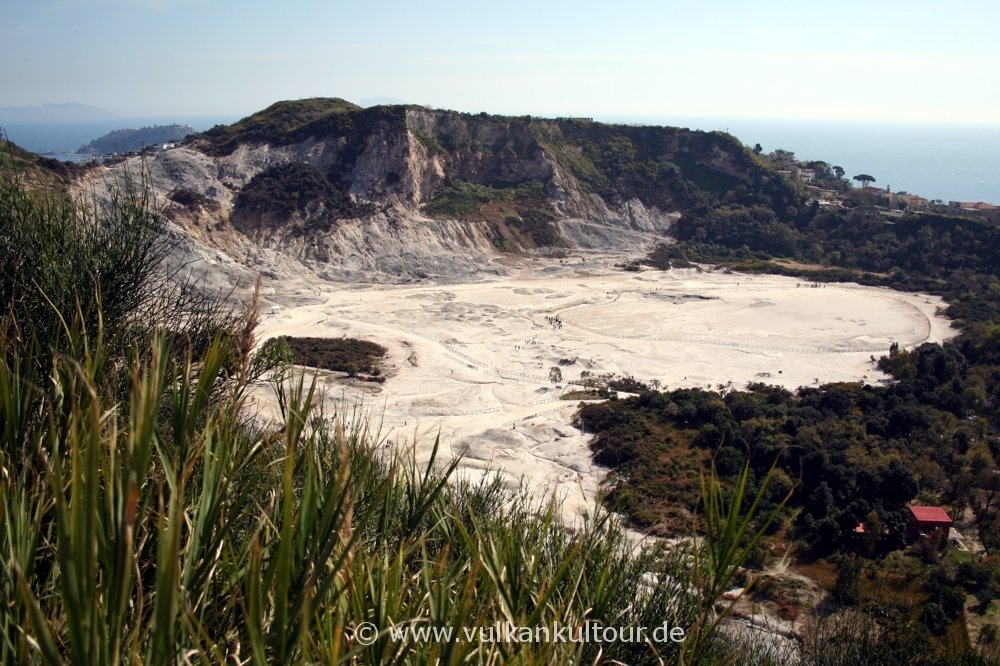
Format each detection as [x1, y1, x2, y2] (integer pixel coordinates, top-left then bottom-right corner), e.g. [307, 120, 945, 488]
[753, 143, 763, 154]
[853, 174, 876, 189]
[920, 602, 949, 635]
[833, 165, 845, 179]
[833, 555, 863, 605]
[863, 510, 883, 557]
[771, 149, 796, 166]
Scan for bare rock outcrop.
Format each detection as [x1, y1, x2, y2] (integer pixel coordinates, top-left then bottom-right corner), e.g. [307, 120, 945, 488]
[79, 98, 780, 283]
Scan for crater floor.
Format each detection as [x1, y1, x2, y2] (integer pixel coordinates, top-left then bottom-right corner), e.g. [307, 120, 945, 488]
[252, 256, 955, 524]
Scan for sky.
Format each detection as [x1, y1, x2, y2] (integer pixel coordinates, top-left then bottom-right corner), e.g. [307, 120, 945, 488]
[2, 0, 999, 123]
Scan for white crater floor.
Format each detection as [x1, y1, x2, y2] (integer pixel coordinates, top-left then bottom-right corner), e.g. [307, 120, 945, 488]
[252, 259, 955, 525]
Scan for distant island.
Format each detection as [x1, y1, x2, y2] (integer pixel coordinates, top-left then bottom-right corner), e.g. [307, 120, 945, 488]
[77, 123, 194, 155]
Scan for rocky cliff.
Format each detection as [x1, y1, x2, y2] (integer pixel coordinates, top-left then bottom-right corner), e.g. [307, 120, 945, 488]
[79, 98, 789, 282]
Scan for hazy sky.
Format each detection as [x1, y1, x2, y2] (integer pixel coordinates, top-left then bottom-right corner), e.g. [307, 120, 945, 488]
[3, 0, 999, 123]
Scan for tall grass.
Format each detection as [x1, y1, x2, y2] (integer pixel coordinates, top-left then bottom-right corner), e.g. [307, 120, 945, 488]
[0, 313, 715, 664]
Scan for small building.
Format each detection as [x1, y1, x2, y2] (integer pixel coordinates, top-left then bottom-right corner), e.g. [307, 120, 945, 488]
[948, 201, 999, 221]
[860, 186, 890, 195]
[905, 505, 953, 546]
[961, 201, 998, 212]
[895, 193, 928, 210]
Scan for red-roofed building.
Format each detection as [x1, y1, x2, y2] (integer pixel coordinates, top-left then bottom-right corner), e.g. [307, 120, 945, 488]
[961, 201, 998, 212]
[905, 505, 953, 547]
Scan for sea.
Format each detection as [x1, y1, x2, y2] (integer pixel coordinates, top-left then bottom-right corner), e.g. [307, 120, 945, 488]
[3, 114, 998, 205]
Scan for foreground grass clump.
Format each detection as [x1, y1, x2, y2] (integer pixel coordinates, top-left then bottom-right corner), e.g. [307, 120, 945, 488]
[0, 318, 711, 663]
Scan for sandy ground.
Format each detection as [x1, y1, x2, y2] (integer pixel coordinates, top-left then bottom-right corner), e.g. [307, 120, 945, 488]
[251, 255, 955, 526]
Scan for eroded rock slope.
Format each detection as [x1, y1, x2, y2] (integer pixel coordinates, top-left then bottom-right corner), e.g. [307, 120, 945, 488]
[80, 98, 789, 282]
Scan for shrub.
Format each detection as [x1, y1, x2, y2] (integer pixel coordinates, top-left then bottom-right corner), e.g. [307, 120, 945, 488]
[0, 156, 237, 383]
[278, 335, 386, 377]
[231, 162, 368, 233]
[920, 602, 950, 635]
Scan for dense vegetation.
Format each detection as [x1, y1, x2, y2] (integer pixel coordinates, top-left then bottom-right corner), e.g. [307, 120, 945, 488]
[231, 162, 370, 234]
[77, 123, 193, 155]
[425, 179, 562, 249]
[536, 124, 754, 210]
[193, 97, 364, 155]
[416, 116, 796, 250]
[277, 335, 387, 379]
[621, 188, 1000, 546]
[580, 363, 989, 549]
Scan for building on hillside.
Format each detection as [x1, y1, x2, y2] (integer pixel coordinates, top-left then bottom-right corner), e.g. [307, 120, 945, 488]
[894, 193, 928, 210]
[949, 201, 1000, 221]
[855, 186, 892, 208]
[962, 202, 999, 221]
[961, 201, 998, 212]
[905, 505, 953, 547]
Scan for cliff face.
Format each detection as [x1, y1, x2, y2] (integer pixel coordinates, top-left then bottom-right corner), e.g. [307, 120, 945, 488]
[81, 98, 783, 282]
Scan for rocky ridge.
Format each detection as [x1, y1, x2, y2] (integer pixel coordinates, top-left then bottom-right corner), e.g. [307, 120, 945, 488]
[78, 98, 787, 283]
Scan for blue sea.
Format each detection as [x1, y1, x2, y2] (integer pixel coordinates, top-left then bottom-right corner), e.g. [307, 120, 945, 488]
[4, 114, 998, 205]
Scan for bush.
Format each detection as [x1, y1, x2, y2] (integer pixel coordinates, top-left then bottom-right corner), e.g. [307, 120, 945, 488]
[833, 555, 863, 605]
[230, 162, 367, 233]
[0, 159, 238, 382]
[279, 335, 386, 377]
[920, 602, 950, 635]
[1, 168, 161, 362]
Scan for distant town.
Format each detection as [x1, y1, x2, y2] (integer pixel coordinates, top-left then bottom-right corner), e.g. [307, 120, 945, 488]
[765, 147, 999, 222]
